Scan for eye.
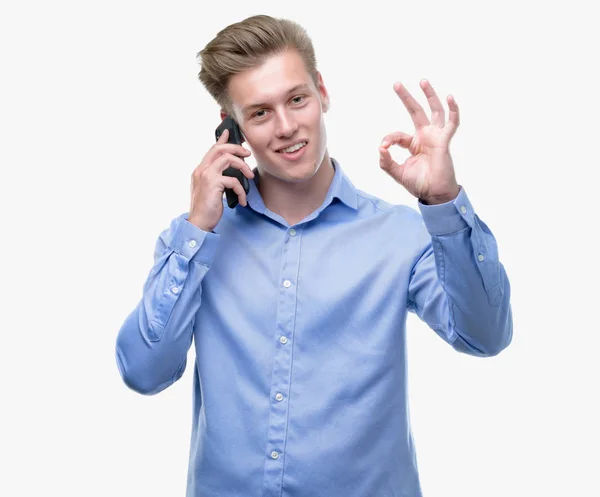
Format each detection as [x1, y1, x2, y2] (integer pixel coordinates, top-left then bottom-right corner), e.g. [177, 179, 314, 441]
[250, 96, 306, 120]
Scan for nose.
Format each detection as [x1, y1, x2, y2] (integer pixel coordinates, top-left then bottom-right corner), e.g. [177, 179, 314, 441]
[274, 109, 298, 139]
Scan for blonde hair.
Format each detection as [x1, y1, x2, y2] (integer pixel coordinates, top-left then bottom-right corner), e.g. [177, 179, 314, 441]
[197, 15, 319, 120]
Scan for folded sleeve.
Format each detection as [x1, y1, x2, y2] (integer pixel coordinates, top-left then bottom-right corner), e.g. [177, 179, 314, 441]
[407, 187, 513, 356]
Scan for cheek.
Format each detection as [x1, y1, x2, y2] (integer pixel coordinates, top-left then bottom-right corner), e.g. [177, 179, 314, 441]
[316, 113, 327, 143]
[244, 131, 270, 154]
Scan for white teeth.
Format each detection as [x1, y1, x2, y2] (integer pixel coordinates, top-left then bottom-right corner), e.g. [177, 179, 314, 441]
[279, 141, 307, 153]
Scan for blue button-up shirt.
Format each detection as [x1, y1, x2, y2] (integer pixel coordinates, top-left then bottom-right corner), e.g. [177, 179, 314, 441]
[116, 157, 512, 497]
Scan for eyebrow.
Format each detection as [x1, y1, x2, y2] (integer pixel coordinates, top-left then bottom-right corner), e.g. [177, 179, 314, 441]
[241, 84, 311, 115]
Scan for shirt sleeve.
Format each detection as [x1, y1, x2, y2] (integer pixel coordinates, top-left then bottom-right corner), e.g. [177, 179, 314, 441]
[115, 213, 220, 394]
[407, 187, 513, 356]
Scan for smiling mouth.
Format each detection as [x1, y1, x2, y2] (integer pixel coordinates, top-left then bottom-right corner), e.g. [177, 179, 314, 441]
[277, 141, 308, 153]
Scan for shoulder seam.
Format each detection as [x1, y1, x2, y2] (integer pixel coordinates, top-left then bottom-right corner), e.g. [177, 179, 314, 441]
[356, 191, 393, 212]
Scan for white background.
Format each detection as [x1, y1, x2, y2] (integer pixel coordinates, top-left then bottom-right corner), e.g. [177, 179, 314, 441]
[1, 1, 598, 495]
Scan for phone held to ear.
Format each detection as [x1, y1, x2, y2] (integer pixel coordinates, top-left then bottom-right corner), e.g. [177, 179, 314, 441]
[215, 116, 251, 209]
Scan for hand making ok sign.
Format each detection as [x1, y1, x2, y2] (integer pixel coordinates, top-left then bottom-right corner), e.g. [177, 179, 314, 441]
[379, 80, 461, 205]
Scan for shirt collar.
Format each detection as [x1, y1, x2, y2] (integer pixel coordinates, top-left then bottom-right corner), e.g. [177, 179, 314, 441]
[246, 156, 359, 215]
[328, 157, 359, 210]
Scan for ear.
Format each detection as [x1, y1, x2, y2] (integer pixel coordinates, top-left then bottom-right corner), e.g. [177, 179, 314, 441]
[316, 71, 330, 113]
[220, 109, 242, 125]
[219, 109, 248, 143]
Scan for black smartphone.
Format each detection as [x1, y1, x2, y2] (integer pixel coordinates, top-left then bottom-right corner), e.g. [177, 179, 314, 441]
[215, 115, 250, 209]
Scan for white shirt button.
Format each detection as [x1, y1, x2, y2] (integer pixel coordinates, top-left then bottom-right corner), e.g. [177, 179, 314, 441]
[271, 451, 279, 459]
[275, 393, 283, 401]
[478, 254, 485, 262]
[283, 280, 291, 288]
[289, 229, 297, 236]
[171, 286, 179, 294]
[188, 240, 197, 248]
[280, 336, 288, 344]
[460, 206, 467, 214]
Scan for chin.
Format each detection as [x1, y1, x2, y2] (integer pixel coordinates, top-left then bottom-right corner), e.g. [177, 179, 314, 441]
[262, 155, 320, 183]
[285, 163, 318, 181]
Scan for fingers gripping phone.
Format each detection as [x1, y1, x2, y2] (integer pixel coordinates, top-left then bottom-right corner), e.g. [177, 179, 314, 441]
[215, 116, 250, 209]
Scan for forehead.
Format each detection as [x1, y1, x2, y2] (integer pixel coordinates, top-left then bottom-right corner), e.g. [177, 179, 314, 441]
[228, 50, 315, 112]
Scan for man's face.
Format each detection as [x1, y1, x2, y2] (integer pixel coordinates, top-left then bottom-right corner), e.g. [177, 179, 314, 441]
[222, 49, 330, 183]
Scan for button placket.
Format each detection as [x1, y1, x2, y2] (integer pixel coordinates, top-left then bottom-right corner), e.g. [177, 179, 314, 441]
[262, 227, 300, 494]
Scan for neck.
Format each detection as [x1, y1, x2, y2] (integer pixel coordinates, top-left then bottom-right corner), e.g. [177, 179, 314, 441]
[257, 151, 335, 226]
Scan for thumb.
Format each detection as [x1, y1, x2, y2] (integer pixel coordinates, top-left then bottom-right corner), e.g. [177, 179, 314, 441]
[379, 146, 396, 172]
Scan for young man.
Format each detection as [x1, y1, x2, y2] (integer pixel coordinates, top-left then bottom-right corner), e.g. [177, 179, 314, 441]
[115, 14, 512, 497]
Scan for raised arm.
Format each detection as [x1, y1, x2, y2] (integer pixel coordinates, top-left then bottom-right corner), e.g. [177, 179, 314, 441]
[379, 79, 512, 355]
[408, 189, 512, 356]
[115, 215, 219, 394]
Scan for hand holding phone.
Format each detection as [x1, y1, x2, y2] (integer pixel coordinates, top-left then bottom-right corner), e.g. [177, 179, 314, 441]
[215, 116, 251, 209]
[187, 119, 254, 232]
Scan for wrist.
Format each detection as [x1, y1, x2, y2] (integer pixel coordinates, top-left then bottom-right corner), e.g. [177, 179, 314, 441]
[420, 186, 461, 205]
[187, 215, 214, 233]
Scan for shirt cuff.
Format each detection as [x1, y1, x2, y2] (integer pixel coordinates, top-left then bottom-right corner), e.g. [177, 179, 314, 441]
[417, 186, 474, 235]
[168, 216, 220, 266]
